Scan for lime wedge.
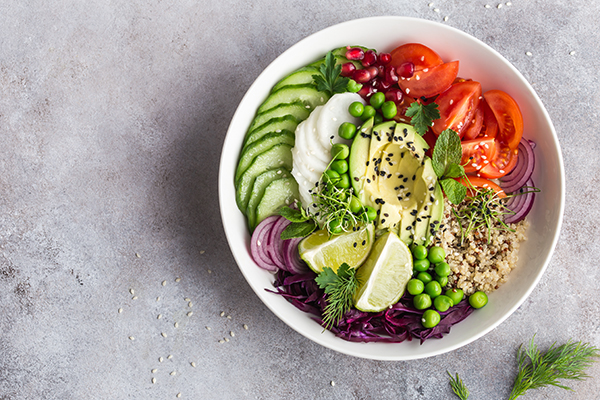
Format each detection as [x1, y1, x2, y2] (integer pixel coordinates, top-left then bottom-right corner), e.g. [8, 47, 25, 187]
[298, 224, 375, 273]
[354, 231, 413, 312]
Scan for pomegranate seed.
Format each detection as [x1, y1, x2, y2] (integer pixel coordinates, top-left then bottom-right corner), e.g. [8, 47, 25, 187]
[384, 65, 399, 85]
[366, 66, 379, 79]
[379, 53, 392, 65]
[357, 84, 375, 98]
[346, 48, 364, 61]
[361, 50, 378, 67]
[353, 69, 372, 83]
[377, 64, 385, 76]
[375, 79, 391, 92]
[397, 62, 415, 78]
[341, 62, 356, 77]
[385, 87, 404, 103]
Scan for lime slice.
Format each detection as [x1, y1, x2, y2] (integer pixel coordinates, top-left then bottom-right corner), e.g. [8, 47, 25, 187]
[354, 231, 413, 312]
[298, 224, 375, 273]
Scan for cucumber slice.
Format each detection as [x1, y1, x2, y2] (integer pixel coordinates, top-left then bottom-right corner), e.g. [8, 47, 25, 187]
[235, 131, 294, 184]
[244, 116, 298, 148]
[246, 168, 292, 230]
[235, 144, 293, 213]
[255, 177, 299, 228]
[272, 67, 319, 93]
[248, 102, 310, 133]
[257, 84, 329, 115]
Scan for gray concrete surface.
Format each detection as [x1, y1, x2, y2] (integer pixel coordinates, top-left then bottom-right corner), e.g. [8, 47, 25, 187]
[1, 0, 599, 399]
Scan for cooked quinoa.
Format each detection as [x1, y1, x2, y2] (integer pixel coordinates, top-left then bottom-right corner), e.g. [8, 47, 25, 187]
[433, 199, 529, 295]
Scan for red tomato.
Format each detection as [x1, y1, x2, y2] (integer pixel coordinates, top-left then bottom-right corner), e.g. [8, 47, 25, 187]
[478, 144, 519, 179]
[460, 137, 497, 174]
[389, 43, 443, 70]
[433, 81, 482, 138]
[483, 90, 523, 150]
[461, 102, 484, 140]
[422, 129, 437, 157]
[479, 99, 498, 139]
[390, 43, 459, 98]
[456, 176, 507, 198]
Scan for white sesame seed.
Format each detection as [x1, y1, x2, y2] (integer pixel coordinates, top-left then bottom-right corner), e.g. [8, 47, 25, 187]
[207, 269, 212, 274]
[161, 332, 167, 338]
[136, 253, 141, 258]
[227, 315, 232, 320]
[405, 88, 410, 94]
[185, 298, 191, 302]
[130, 288, 135, 295]
[443, 16, 448, 21]
[423, 68, 429, 72]
[230, 331, 235, 337]
[428, 2, 434, 6]
[449, 99, 454, 105]
[526, 51, 532, 56]
[159, 357, 164, 362]
[187, 312, 193, 317]
[433, 8, 440, 12]
[152, 377, 156, 384]
[176, 393, 181, 398]
[225, 338, 230, 342]
[243, 324, 249, 330]
[168, 354, 173, 359]
[188, 302, 193, 307]
[175, 277, 181, 283]
[118, 308, 123, 313]
[157, 314, 162, 319]
[191, 362, 196, 368]
[174, 322, 179, 328]
[152, 369, 157, 373]
[220, 311, 225, 317]
[497, 3, 503, 8]
[506, 1, 512, 5]
[331, 381, 336, 386]
[200, 250, 205, 254]
[206, 326, 211, 330]
[569, 50, 576, 55]
[484, 4, 491, 8]
[170, 371, 176, 376]
[218, 339, 225, 344]
[162, 280, 167, 286]
[129, 336, 135, 340]
[156, 297, 160, 301]
[499, 169, 505, 173]
[132, 296, 138, 300]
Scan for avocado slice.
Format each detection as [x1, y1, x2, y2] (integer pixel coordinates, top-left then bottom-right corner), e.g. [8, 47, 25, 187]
[412, 158, 438, 245]
[424, 182, 445, 247]
[349, 117, 374, 201]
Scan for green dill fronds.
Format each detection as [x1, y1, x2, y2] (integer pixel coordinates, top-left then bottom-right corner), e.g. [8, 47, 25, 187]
[447, 371, 470, 400]
[315, 264, 360, 329]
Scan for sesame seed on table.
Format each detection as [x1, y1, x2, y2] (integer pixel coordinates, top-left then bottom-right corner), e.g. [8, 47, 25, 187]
[0, 1, 598, 399]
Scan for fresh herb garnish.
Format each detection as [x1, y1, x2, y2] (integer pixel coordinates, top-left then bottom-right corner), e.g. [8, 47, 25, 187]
[315, 263, 360, 329]
[406, 101, 440, 136]
[431, 129, 467, 204]
[312, 51, 349, 96]
[447, 371, 470, 400]
[509, 336, 600, 400]
[279, 205, 317, 239]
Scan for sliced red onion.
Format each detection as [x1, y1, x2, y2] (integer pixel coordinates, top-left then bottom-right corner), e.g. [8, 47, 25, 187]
[250, 216, 279, 272]
[268, 216, 291, 271]
[282, 237, 309, 274]
[504, 178, 535, 224]
[499, 139, 535, 194]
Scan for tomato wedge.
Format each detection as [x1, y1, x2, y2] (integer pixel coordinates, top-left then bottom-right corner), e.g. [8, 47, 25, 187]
[461, 102, 484, 140]
[479, 99, 498, 139]
[389, 43, 443, 70]
[460, 137, 497, 174]
[478, 144, 519, 179]
[433, 81, 482, 138]
[483, 90, 523, 150]
[456, 176, 507, 198]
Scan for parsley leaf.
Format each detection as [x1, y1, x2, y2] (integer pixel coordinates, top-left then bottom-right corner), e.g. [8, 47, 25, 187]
[406, 101, 440, 136]
[312, 51, 349, 96]
[315, 263, 359, 329]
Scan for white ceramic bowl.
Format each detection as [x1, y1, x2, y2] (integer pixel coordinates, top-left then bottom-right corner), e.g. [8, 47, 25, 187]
[219, 16, 564, 360]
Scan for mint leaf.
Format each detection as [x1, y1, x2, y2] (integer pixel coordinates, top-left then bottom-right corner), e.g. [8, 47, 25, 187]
[280, 221, 316, 240]
[440, 178, 467, 205]
[406, 102, 440, 136]
[312, 51, 349, 96]
[445, 164, 465, 179]
[315, 267, 338, 291]
[432, 129, 462, 177]
[278, 207, 307, 223]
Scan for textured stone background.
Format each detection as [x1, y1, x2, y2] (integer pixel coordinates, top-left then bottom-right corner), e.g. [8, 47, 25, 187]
[1, 1, 599, 399]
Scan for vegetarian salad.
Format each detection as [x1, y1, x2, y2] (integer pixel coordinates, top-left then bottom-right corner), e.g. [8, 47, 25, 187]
[234, 43, 537, 343]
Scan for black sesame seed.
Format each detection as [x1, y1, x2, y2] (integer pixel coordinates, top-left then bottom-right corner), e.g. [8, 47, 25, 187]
[353, 242, 357, 248]
[384, 213, 389, 217]
[412, 174, 416, 181]
[362, 240, 366, 246]
[403, 177, 408, 182]
[381, 219, 386, 224]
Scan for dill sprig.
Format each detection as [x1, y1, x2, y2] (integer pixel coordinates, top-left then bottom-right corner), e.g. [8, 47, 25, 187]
[447, 371, 470, 400]
[509, 336, 600, 400]
[315, 263, 360, 329]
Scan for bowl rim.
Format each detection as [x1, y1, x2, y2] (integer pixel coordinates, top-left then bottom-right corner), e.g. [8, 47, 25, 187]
[218, 16, 565, 360]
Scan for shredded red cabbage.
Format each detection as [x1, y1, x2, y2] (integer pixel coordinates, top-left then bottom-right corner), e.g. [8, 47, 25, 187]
[269, 269, 474, 344]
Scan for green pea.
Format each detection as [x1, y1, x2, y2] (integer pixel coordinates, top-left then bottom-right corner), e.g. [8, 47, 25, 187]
[469, 291, 488, 309]
[407, 279, 424, 296]
[434, 262, 451, 277]
[348, 101, 364, 117]
[338, 122, 357, 140]
[361, 105, 376, 121]
[413, 258, 430, 272]
[328, 218, 344, 234]
[347, 79, 362, 93]
[349, 196, 363, 214]
[412, 245, 428, 260]
[381, 101, 398, 120]
[416, 271, 432, 285]
[428, 246, 446, 264]
[335, 173, 350, 189]
[445, 288, 464, 306]
[424, 281, 442, 298]
[324, 169, 340, 184]
[436, 275, 448, 287]
[374, 114, 384, 125]
[433, 295, 454, 312]
[330, 159, 349, 175]
[365, 206, 377, 222]
[331, 143, 350, 160]
[370, 92, 385, 109]
[421, 309, 441, 328]
[413, 293, 432, 310]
